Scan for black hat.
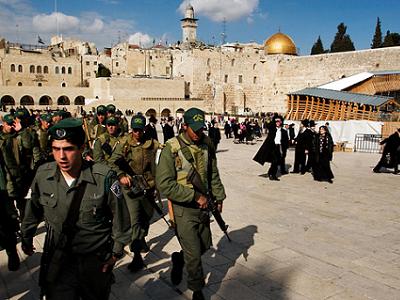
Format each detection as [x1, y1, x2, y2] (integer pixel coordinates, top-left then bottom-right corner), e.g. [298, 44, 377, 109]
[309, 120, 316, 127]
[149, 115, 158, 123]
[49, 118, 85, 146]
[301, 119, 309, 127]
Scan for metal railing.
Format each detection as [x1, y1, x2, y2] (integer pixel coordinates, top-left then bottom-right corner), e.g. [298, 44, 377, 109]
[354, 134, 382, 153]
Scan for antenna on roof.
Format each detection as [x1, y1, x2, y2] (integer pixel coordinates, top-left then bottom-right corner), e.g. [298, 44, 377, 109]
[221, 18, 227, 45]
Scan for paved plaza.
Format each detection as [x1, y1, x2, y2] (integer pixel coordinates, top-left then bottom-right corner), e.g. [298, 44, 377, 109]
[1, 136, 399, 300]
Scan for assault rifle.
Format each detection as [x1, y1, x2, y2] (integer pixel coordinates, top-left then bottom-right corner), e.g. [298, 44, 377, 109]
[114, 157, 171, 228]
[187, 167, 231, 242]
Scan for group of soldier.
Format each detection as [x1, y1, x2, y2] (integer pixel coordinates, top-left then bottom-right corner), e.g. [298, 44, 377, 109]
[0, 104, 226, 300]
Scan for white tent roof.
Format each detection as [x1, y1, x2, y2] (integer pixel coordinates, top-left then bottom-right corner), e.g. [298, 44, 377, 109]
[318, 72, 374, 91]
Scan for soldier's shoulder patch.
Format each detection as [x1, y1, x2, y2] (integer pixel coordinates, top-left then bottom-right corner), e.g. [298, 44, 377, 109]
[110, 180, 123, 198]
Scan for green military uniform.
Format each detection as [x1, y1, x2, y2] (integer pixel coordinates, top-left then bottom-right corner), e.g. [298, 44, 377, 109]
[88, 105, 107, 146]
[21, 118, 131, 300]
[156, 108, 226, 294]
[0, 115, 21, 271]
[93, 117, 127, 165]
[109, 115, 161, 268]
[37, 114, 53, 164]
[116, 110, 129, 135]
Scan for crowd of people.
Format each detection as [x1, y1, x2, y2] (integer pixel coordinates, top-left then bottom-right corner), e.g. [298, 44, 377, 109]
[0, 104, 398, 300]
[0, 104, 225, 300]
[253, 115, 335, 183]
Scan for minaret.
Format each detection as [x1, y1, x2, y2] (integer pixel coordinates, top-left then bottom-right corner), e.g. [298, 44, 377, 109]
[181, 4, 198, 45]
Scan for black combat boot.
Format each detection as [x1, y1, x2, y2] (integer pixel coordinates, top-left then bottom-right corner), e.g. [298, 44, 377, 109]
[7, 248, 20, 271]
[170, 250, 184, 285]
[127, 252, 145, 272]
[192, 290, 205, 300]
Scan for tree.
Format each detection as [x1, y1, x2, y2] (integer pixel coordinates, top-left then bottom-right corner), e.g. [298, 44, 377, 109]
[382, 30, 400, 47]
[371, 17, 382, 48]
[96, 64, 111, 77]
[330, 23, 355, 53]
[311, 36, 325, 55]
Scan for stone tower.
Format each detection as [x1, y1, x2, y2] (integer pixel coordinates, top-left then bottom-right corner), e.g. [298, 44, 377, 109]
[181, 4, 198, 45]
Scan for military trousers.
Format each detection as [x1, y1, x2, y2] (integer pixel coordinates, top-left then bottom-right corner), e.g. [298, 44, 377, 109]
[45, 252, 114, 300]
[123, 188, 154, 253]
[174, 204, 212, 291]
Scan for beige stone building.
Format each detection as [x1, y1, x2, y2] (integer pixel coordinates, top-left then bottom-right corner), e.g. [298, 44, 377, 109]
[1, 5, 400, 117]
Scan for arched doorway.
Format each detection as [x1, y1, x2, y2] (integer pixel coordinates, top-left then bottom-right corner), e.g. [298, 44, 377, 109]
[145, 108, 157, 117]
[161, 108, 171, 117]
[39, 95, 52, 105]
[20, 95, 34, 106]
[1, 95, 15, 106]
[74, 95, 85, 105]
[57, 95, 70, 105]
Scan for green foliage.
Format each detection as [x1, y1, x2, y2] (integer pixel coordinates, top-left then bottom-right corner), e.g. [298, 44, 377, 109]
[330, 23, 355, 53]
[371, 17, 382, 48]
[96, 64, 111, 78]
[311, 36, 325, 55]
[382, 30, 400, 47]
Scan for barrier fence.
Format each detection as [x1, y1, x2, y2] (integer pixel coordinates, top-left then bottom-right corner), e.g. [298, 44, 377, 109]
[354, 134, 382, 153]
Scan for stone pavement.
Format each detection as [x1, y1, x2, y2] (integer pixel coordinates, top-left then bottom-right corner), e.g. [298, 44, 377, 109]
[1, 136, 399, 300]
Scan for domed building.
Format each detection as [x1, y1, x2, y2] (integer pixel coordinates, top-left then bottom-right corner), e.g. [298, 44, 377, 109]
[264, 32, 297, 55]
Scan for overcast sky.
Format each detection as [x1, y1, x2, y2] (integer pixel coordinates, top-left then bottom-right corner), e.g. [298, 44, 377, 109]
[0, 0, 399, 55]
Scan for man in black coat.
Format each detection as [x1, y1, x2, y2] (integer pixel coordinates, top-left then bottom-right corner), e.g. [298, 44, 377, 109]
[373, 128, 400, 174]
[162, 116, 175, 143]
[253, 116, 289, 181]
[291, 119, 309, 174]
[304, 120, 317, 173]
[144, 115, 158, 141]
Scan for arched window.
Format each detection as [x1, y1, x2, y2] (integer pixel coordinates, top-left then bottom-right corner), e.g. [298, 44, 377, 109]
[74, 96, 85, 105]
[18, 82, 23, 86]
[20, 95, 34, 105]
[231, 59, 235, 66]
[37, 66, 42, 74]
[61, 82, 66, 87]
[44, 66, 49, 74]
[61, 67, 66, 74]
[55, 66, 60, 74]
[253, 63, 256, 70]
[10, 64, 15, 72]
[30, 65, 35, 73]
[57, 95, 70, 105]
[39, 95, 52, 105]
[38, 83, 42, 87]
[18, 65, 23, 72]
[68, 67, 72, 74]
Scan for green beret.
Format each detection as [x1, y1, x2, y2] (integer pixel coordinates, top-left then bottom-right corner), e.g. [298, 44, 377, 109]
[48, 118, 85, 144]
[40, 114, 53, 123]
[3, 114, 15, 125]
[106, 104, 116, 114]
[97, 105, 107, 115]
[15, 108, 30, 120]
[54, 110, 71, 119]
[106, 116, 118, 126]
[115, 109, 122, 117]
[130, 115, 145, 130]
[183, 107, 205, 132]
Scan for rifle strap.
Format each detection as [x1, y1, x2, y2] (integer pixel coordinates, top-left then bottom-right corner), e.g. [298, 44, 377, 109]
[176, 135, 194, 164]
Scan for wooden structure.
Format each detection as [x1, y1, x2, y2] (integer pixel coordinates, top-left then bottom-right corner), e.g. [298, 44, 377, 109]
[286, 88, 399, 121]
[286, 71, 400, 121]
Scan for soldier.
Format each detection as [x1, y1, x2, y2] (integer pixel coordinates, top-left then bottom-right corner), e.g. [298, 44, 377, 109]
[0, 114, 21, 271]
[93, 116, 126, 165]
[21, 118, 131, 300]
[88, 105, 107, 146]
[156, 108, 226, 300]
[14, 108, 41, 219]
[106, 104, 116, 118]
[109, 114, 161, 272]
[37, 113, 53, 164]
[115, 109, 129, 135]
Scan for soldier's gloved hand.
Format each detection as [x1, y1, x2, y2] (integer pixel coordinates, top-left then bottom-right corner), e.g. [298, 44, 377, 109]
[217, 202, 223, 213]
[21, 243, 35, 256]
[101, 255, 118, 273]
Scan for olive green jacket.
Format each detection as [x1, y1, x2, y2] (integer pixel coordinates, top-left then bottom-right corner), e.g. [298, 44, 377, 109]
[21, 161, 131, 255]
[156, 133, 226, 205]
[109, 135, 161, 188]
[93, 132, 127, 165]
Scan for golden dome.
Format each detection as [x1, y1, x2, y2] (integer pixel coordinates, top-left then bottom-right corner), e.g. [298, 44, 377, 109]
[264, 32, 297, 55]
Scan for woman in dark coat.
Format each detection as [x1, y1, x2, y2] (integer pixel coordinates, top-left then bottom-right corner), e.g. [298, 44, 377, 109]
[312, 125, 334, 183]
